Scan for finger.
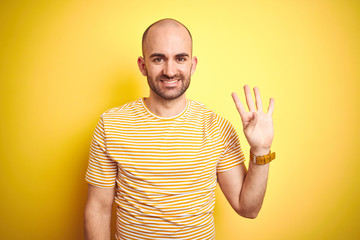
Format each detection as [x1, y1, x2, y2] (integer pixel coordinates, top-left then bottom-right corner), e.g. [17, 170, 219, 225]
[231, 92, 247, 120]
[244, 112, 258, 135]
[244, 85, 256, 112]
[253, 86, 263, 112]
[267, 97, 275, 115]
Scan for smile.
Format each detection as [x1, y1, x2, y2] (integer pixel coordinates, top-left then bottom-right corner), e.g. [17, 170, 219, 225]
[160, 79, 180, 84]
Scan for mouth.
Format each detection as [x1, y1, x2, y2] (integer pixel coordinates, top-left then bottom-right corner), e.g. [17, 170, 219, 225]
[160, 79, 180, 86]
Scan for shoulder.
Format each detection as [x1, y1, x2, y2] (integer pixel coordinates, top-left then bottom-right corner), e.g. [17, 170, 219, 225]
[188, 99, 232, 127]
[188, 99, 215, 117]
[98, 98, 145, 124]
[103, 98, 141, 113]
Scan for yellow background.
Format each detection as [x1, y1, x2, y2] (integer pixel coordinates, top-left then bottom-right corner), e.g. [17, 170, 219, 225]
[1, 0, 359, 239]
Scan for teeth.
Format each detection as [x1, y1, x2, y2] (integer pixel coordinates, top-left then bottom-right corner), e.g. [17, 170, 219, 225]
[162, 80, 179, 83]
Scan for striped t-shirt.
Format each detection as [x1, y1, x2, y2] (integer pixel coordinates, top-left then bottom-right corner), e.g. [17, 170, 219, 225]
[85, 98, 245, 240]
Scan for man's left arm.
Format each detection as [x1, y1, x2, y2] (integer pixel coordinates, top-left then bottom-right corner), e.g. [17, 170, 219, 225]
[217, 85, 275, 219]
[217, 156, 269, 219]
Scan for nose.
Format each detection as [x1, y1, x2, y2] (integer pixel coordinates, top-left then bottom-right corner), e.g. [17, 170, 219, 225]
[163, 59, 176, 78]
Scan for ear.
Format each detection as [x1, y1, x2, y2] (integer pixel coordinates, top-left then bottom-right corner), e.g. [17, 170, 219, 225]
[137, 56, 147, 76]
[190, 56, 198, 76]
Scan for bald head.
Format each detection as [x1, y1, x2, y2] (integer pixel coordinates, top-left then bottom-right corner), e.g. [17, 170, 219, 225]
[142, 18, 193, 58]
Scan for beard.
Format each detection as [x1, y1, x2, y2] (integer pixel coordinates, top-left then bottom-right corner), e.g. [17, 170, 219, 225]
[147, 73, 191, 100]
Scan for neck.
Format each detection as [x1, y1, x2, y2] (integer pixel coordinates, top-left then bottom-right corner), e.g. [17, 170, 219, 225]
[144, 93, 187, 118]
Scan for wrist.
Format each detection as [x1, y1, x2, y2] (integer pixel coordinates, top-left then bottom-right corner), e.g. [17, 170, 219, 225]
[250, 148, 270, 156]
[249, 148, 275, 165]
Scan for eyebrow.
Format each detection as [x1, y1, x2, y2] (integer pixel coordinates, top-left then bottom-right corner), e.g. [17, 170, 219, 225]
[175, 53, 189, 58]
[149, 53, 190, 58]
[149, 53, 166, 58]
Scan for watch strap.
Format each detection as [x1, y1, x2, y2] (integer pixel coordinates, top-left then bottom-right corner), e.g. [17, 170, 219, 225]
[250, 151, 276, 165]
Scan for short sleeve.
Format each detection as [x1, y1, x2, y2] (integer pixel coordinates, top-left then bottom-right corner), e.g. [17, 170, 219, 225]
[217, 118, 245, 173]
[85, 114, 117, 188]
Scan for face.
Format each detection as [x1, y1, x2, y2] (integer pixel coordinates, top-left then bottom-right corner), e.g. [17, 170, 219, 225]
[138, 24, 197, 100]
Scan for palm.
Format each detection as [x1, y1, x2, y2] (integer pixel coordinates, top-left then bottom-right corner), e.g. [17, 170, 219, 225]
[232, 85, 274, 152]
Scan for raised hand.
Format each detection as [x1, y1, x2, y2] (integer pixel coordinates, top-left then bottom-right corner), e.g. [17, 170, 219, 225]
[232, 85, 274, 155]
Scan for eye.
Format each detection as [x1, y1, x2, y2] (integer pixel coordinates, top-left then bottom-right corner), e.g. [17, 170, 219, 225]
[153, 58, 163, 62]
[177, 57, 186, 62]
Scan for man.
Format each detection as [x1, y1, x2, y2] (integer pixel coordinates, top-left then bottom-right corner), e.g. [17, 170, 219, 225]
[84, 18, 275, 240]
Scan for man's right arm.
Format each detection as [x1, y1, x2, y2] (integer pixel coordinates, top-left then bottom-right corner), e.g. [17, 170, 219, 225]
[84, 184, 115, 240]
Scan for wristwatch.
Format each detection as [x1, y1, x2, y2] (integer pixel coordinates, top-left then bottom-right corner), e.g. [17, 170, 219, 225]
[250, 151, 276, 165]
